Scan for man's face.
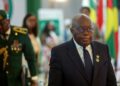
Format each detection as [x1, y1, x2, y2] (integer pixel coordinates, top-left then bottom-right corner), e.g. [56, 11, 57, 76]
[71, 16, 93, 47]
[0, 19, 10, 34]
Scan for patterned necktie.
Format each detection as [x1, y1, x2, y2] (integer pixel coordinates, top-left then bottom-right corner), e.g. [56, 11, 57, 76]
[83, 47, 93, 82]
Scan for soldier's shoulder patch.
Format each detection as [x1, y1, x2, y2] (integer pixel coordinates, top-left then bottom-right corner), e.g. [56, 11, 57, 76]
[13, 26, 28, 35]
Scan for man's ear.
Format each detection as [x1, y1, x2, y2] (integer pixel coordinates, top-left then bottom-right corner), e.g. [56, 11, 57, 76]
[70, 28, 75, 36]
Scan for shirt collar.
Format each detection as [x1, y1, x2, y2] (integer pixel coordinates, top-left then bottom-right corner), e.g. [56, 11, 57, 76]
[5, 27, 11, 35]
[73, 38, 91, 50]
[73, 38, 83, 50]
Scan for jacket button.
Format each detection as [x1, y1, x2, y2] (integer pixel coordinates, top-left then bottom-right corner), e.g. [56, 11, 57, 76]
[15, 32, 18, 36]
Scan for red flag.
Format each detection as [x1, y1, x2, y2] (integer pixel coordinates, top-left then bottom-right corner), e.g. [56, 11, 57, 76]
[3, 0, 9, 12]
[97, 0, 103, 31]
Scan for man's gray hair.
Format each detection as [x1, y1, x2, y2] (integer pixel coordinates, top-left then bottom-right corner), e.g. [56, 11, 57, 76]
[70, 13, 93, 29]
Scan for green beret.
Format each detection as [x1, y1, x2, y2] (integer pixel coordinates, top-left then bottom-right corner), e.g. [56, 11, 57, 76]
[0, 10, 7, 21]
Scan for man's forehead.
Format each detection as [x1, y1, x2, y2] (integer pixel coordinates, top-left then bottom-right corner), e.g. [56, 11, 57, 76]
[72, 14, 92, 27]
[73, 21, 92, 29]
[77, 18, 91, 26]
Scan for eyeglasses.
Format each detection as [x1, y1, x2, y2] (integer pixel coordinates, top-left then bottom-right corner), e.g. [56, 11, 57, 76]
[75, 26, 93, 33]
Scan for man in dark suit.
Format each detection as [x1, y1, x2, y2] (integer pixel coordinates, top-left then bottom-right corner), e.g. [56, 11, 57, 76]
[0, 10, 38, 86]
[48, 14, 117, 86]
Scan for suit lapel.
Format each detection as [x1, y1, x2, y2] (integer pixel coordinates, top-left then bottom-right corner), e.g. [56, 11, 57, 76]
[66, 40, 106, 85]
[91, 42, 98, 80]
[91, 42, 103, 85]
[67, 40, 89, 82]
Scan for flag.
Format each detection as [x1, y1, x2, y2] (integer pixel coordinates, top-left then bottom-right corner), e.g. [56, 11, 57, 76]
[81, 0, 97, 23]
[2, 0, 13, 18]
[89, 0, 97, 23]
[113, 0, 119, 61]
[97, 0, 103, 31]
[105, 0, 116, 64]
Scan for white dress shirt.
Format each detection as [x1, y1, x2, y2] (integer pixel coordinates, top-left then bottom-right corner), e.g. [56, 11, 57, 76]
[73, 39, 93, 65]
[5, 28, 11, 40]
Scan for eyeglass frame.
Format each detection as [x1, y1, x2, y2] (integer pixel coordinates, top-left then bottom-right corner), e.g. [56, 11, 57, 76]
[72, 24, 93, 33]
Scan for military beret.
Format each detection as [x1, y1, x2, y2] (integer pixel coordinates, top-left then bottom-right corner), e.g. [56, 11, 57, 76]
[0, 10, 7, 21]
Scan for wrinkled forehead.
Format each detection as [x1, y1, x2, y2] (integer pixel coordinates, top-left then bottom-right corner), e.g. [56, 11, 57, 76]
[72, 14, 92, 27]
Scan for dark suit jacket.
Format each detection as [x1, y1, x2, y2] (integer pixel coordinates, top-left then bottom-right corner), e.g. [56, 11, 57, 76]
[48, 40, 117, 86]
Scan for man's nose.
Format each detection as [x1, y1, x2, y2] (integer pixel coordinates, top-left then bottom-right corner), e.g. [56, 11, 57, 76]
[83, 31, 89, 35]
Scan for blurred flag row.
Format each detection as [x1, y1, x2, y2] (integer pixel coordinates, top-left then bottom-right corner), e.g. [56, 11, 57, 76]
[82, 0, 119, 70]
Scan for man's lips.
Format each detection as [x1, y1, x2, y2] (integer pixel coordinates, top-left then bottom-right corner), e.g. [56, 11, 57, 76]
[82, 36, 90, 42]
[82, 36, 90, 39]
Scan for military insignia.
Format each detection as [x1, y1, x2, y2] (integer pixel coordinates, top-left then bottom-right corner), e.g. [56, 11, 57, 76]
[11, 40, 22, 53]
[13, 27, 28, 35]
[15, 32, 18, 36]
[0, 15, 3, 20]
[96, 55, 100, 62]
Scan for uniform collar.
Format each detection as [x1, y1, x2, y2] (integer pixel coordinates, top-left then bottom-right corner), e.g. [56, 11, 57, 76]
[5, 27, 11, 35]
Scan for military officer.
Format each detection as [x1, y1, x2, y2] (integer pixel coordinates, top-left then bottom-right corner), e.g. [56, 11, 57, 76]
[0, 10, 38, 86]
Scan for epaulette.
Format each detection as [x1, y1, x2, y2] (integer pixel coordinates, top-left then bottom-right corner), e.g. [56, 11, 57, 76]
[13, 27, 28, 35]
